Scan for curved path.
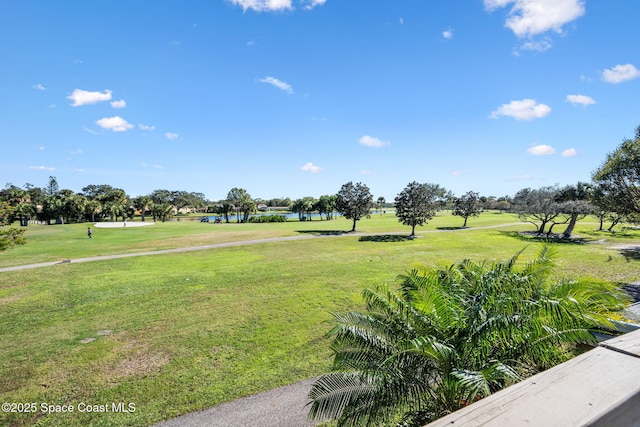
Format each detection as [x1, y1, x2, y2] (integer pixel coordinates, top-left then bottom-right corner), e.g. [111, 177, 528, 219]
[0, 223, 524, 426]
[153, 378, 322, 427]
[0, 223, 525, 273]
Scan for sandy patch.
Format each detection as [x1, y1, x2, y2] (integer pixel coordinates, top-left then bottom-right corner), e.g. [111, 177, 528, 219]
[609, 243, 640, 251]
[94, 221, 155, 228]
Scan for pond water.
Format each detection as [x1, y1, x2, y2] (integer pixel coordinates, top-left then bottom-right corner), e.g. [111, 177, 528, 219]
[203, 212, 337, 221]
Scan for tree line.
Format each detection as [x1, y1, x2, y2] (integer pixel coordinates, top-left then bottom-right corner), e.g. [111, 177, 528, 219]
[2, 124, 640, 248]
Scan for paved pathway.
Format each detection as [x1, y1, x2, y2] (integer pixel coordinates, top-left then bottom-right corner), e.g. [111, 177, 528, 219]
[154, 378, 323, 427]
[9, 222, 634, 427]
[0, 223, 525, 273]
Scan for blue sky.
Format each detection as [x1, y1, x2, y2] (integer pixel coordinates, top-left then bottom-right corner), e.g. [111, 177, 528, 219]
[2, 0, 639, 201]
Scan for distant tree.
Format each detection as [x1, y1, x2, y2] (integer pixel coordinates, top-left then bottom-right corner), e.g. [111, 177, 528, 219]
[592, 125, 640, 217]
[170, 191, 194, 213]
[394, 182, 446, 236]
[226, 188, 255, 222]
[0, 201, 26, 251]
[81, 184, 115, 201]
[15, 202, 35, 226]
[495, 199, 511, 213]
[63, 193, 88, 223]
[336, 182, 374, 232]
[0, 185, 32, 225]
[590, 183, 627, 232]
[554, 182, 594, 238]
[292, 197, 317, 221]
[170, 191, 207, 213]
[512, 186, 562, 234]
[218, 201, 233, 223]
[133, 195, 153, 222]
[84, 200, 102, 223]
[149, 189, 173, 206]
[44, 176, 59, 197]
[151, 203, 173, 222]
[376, 196, 386, 215]
[40, 195, 63, 225]
[452, 191, 481, 227]
[316, 195, 337, 220]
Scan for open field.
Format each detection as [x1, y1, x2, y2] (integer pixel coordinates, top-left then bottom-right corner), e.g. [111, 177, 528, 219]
[1, 212, 640, 426]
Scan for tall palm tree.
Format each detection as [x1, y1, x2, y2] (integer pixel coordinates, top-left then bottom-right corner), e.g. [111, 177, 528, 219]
[308, 245, 628, 426]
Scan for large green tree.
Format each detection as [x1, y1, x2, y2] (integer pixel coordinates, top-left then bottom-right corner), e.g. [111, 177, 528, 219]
[452, 191, 482, 227]
[512, 186, 562, 234]
[226, 188, 255, 222]
[553, 182, 593, 238]
[592, 127, 640, 223]
[308, 246, 628, 426]
[394, 182, 446, 236]
[335, 182, 374, 232]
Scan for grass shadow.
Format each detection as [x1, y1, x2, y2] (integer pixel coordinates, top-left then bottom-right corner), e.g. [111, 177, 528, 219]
[358, 235, 415, 243]
[581, 229, 640, 240]
[295, 230, 352, 236]
[498, 231, 594, 245]
[436, 226, 466, 231]
[621, 282, 640, 303]
[620, 249, 640, 262]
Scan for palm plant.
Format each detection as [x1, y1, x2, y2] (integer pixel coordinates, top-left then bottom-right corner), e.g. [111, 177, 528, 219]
[308, 245, 628, 426]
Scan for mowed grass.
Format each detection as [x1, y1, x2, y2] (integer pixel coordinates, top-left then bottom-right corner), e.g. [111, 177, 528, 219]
[0, 212, 520, 269]
[1, 213, 640, 426]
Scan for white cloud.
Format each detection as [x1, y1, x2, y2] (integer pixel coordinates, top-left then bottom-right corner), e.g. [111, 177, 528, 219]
[566, 94, 596, 106]
[300, 162, 322, 173]
[561, 148, 577, 157]
[517, 38, 552, 53]
[166, 132, 179, 140]
[33, 83, 46, 91]
[601, 64, 640, 84]
[399, 18, 404, 25]
[48, 104, 57, 109]
[484, 0, 585, 38]
[489, 98, 551, 121]
[359, 135, 390, 148]
[139, 123, 156, 131]
[95, 116, 134, 132]
[361, 169, 373, 175]
[38, 146, 46, 151]
[259, 76, 294, 94]
[74, 168, 85, 173]
[527, 144, 556, 155]
[442, 29, 454, 39]
[153, 164, 163, 170]
[29, 165, 56, 171]
[303, 0, 326, 10]
[452, 170, 464, 176]
[68, 89, 112, 106]
[69, 149, 84, 155]
[230, 0, 292, 12]
[111, 100, 126, 109]
[83, 126, 98, 135]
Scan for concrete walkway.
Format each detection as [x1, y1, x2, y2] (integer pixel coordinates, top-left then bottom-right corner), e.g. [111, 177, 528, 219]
[0, 223, 526, 273]
[7, 222, 634, 427]
[154, 378, 323, 427]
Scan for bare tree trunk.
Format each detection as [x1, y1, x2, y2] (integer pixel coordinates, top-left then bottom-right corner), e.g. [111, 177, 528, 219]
[562, 214, 579, 238]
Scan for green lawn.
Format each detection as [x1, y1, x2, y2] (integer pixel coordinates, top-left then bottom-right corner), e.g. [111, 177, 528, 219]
[1, 213, 639, 426]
